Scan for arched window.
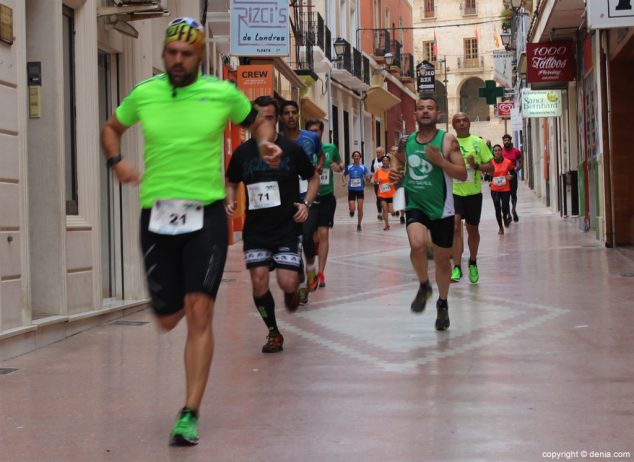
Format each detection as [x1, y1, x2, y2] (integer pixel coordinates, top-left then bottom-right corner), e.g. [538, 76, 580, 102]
[459, 77, 490, 122]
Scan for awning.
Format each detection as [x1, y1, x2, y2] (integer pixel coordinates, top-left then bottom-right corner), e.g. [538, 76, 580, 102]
[365, 86, 401, 116]
[301, 97, 327, 119]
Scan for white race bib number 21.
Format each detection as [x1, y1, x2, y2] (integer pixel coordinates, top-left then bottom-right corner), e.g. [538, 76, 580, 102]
[149, 200, 203, 235]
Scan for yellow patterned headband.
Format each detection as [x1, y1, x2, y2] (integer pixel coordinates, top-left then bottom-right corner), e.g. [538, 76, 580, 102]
[164, 17, 205, 53]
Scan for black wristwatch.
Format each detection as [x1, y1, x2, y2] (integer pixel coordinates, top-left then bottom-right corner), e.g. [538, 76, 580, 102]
[107, 154, 123, 168]
[474, 162, 480, 172]
[303, 200, 313, 208]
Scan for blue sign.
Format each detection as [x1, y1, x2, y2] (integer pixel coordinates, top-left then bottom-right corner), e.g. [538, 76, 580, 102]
[230, 0, 289, 57]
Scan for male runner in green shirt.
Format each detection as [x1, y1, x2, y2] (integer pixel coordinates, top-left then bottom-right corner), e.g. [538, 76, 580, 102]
[450, 112, 494, 284]
[306, 119, 344, 288]
[100, 17, 280, 446]
[391, 97, 467, 331]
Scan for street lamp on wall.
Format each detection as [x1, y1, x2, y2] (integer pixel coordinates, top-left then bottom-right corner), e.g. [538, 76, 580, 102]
[333, 37, 347, 61]
[372, 52, 393, 74]
[501, 31, 513, 50]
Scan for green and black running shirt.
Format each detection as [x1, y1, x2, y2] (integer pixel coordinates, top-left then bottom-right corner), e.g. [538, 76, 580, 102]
[403, 129, 455, 220]
[115, 74, 252, 209]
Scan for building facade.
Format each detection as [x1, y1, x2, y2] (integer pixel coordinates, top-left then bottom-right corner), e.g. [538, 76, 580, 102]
[510, 0, 634, 247]
[360, 0, 418, 152]
[413, 0, 506, 141]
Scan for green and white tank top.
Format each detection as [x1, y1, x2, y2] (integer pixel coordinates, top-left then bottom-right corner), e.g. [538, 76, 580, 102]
[403, 130, 454, 219]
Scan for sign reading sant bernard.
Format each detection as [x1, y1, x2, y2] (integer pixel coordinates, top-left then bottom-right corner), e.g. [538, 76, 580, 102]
[521, 89, 562, 118]
[230, 0, 289, 56]
[588, 0, 634, 29]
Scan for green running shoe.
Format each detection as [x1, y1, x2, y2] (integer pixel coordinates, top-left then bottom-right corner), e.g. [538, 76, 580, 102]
[468, 263, 479, 284]
[170, 407, 199, 446]
[450, 266, 462, 282]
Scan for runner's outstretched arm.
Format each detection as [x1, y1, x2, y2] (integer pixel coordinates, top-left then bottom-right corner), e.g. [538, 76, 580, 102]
[101, 115, 141, 184]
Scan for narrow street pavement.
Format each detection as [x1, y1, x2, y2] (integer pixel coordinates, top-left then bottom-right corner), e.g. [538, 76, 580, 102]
[1, 183, 633, 462]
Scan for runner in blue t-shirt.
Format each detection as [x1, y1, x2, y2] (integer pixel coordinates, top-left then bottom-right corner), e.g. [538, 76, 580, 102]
[343, 151, 371, 231]
[279, 100, 324, 304]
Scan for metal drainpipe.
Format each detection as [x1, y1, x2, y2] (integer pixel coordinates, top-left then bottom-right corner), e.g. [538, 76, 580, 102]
[326, 0, 333, 143]
[602, 30, 616, 247]
[357, 0, 365, 161]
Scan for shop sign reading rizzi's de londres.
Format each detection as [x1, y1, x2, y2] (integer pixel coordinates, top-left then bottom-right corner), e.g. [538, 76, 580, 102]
[230, 0, 289, 56]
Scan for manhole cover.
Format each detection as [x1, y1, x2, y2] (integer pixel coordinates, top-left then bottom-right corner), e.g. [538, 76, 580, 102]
[111, 321, 149, 326]
[0, 368, 18, 375]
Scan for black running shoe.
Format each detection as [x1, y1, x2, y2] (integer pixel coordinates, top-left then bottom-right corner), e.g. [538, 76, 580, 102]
[262, 331, 284, 353]
[411, 284, 432, 313]
[513, 211, 519, 222]
[435, 300, 450, 331]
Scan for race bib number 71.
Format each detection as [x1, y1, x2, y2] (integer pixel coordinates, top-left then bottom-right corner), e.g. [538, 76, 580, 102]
[247, 181, 282, 210]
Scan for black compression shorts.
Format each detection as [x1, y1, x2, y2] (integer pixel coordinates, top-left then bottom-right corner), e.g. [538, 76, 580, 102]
[140, 201, 228, 316]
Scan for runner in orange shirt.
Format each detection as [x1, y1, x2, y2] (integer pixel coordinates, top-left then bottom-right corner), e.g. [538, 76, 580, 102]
[489, 144, 515, 235]
[374, 155, 396, 230]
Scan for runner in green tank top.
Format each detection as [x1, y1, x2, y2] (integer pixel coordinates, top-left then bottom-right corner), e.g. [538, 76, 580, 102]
[391, 97, 467, 331]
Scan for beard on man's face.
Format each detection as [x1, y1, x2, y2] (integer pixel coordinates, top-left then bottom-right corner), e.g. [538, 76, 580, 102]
[167, 66, 198, 88]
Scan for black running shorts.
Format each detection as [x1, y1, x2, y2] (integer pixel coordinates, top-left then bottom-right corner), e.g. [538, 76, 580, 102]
[348, 190, 365, 201]
[405, 209, 455, 249]
[140, 201, 228, 317]
[243, 236, 302, 272]
[317, 193, 337, 228]
[453, 193, 483, 226]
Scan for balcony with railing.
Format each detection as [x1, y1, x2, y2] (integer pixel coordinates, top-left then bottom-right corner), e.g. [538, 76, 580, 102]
[373, 29, 391, 60]
[400, 53, 415, 83]
[353, 47, 362, 81]
[457, 55, 485, 70]
[331, 37, 370, 91]
[294, 11, 332, 75]
[362, 55, 370, 86]
[389, 40, 402, 73]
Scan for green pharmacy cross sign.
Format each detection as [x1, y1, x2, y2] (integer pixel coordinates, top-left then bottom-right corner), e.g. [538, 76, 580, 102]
[478, 80, 505, 105]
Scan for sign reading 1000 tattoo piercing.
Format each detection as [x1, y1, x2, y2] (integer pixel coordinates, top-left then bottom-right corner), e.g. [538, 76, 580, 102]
[230, 0, 289, 57]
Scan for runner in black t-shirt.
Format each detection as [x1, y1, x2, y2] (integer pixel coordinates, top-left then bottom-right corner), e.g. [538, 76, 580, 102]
[226, 96, 320, 353]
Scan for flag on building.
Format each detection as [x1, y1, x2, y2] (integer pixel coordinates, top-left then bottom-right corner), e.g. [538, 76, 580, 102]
[433, 30, 438, 57]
